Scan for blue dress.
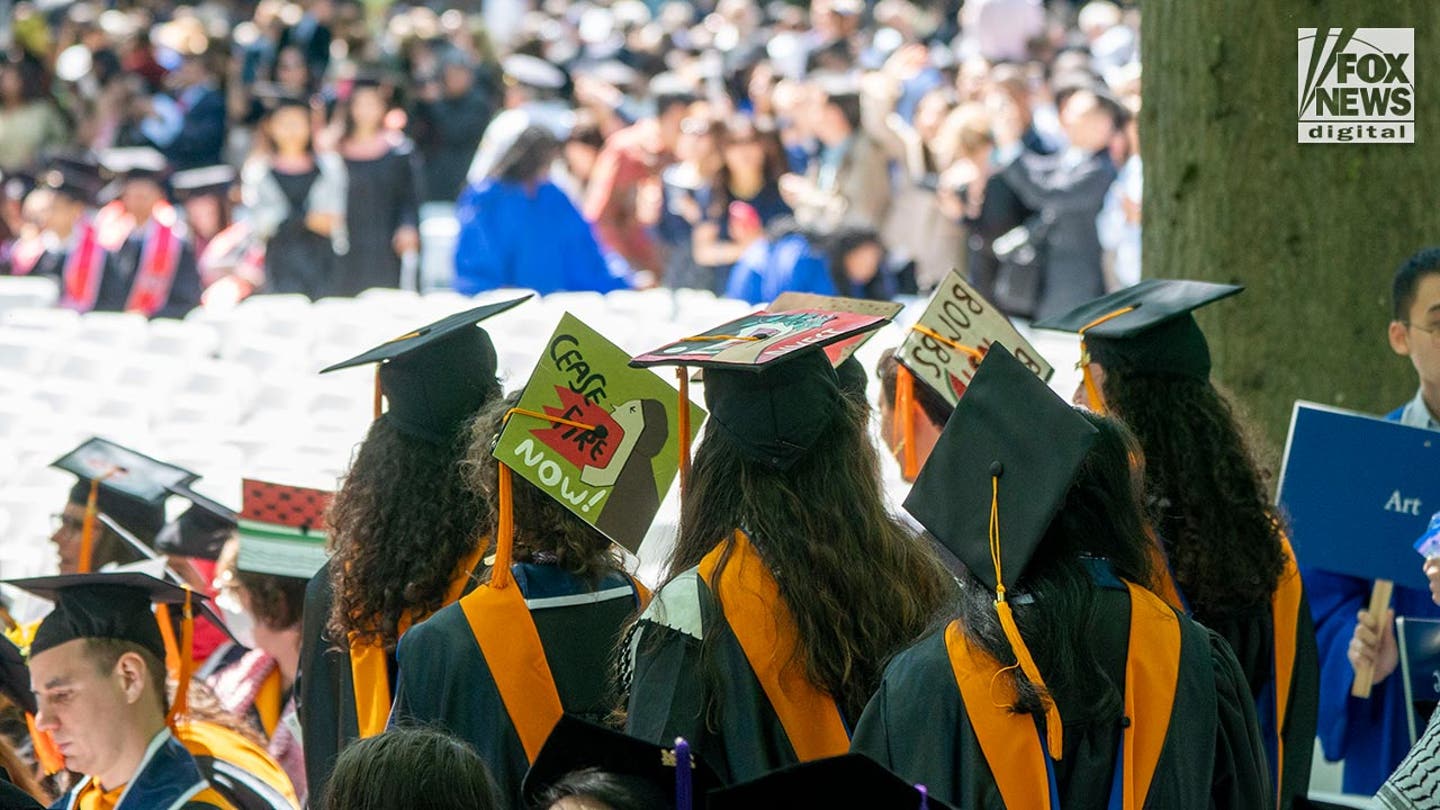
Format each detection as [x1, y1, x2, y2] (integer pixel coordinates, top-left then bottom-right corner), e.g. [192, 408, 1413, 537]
[453, 179, 626, 295]
[1303, 404, 1440, 794]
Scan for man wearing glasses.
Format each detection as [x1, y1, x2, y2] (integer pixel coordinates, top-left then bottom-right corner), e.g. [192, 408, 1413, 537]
[1306, 247, 1440, 795]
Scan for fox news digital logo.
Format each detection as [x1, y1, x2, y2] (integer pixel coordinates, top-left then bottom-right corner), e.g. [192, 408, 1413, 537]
[1298, 28, 1414, 144]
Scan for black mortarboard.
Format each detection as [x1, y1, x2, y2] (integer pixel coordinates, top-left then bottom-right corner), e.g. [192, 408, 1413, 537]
[13, 571, 194, 661]
[37, 168, 97, 206]
[98, 147, 170, 183]
[1033, 279, 1243, 381]
[707, 753, 955, 809]
[53, 438, 198, 545]
[319, 297, 531, 443]
[91, 529, 238, 648]
[0, 637, 35, 715]
[169, 164, 236, 199]
[155, 483, 238, 561]
[522, 716, 719, 810]
[903, 346, 1098, 760]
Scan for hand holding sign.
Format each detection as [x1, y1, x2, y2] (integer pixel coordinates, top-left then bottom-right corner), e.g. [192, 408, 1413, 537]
[1350, 606, 1399, 689]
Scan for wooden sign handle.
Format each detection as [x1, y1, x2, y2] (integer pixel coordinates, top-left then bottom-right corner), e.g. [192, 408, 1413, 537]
[1351, 579, 1396, 698]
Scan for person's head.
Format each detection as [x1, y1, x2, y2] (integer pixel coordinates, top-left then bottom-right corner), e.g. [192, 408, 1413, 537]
[913, 88, 955, 145]
[874, 350, 953, 480]
[119, 175, 165, 223]
[172, 52, 213, 90]
[32, 637, 167, 784]
[984, 63, 1033, 127]
[342, 82, 389, 139]
[327, 414, 498, 649]
[490, 125, 561, 185]
[442, 56, 476, 99]
[52, 484, 158, 574]
[1078, 1, 1123, 42]
[1059, 88, 1118, 153]
[273, 45, 312, 94]
[465, 394, 621, 583]
[261, 100, 315, 157]
[41, 188, 87, 235]
[955, 411, 1156, 715]
[813, 81, 861, 146]
[719, 115, 785, 185]
[1389, 247, 1440, 395]
[676, 111, 722, 171]
[536, 768, 668, 810]
[214, 539, 305, 662]
[323, 727, 500, 810]
[181, 191, 225, 240]
[821, 223, 886, 291]
[661, 350, 951, 720]
[564, 115, 606, 183]
[0, 54, 47, 106]
[650, 75, 699, 152]
[937, 102, 995, 166]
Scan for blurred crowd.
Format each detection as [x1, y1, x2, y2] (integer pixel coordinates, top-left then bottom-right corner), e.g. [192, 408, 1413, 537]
[0, 0, 1142, 318]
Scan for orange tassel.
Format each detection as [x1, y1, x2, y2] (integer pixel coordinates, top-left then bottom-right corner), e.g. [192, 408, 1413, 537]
[77, 478, 101, 574]
[26, 713, 63, 775]
[167, 589, 194, 724]
[493, 464, 515, 590]
[677, 369, 692, 494]
[373, 366, 384, 420]
[1075, 306, 1136, 416]
[894, 365, 919, 480]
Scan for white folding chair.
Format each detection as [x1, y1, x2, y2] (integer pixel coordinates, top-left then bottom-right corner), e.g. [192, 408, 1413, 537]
[76, 311, 149, 348]
[0, 275, 60, 311]
[1, 306, 80, 336]
[144, 318, 221, 360]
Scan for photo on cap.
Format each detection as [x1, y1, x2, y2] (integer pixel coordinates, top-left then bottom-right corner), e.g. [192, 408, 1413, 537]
[494, 313, 705, 554]
[630, 309, 889, 371]
[896, 270, 1054, 407]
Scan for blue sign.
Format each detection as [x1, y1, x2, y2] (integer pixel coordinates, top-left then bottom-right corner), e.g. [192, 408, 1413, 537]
[1277, 401, 1440, 591]
[1396, 617, 1440, 744]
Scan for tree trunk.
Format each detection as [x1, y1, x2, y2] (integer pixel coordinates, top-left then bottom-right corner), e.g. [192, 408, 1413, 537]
[1143, 3, 1440, 465]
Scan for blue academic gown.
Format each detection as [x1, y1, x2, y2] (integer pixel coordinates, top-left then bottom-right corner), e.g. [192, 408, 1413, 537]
[1303, 404, 1440, 794]
[723, 233, 836, 305]
[453, 179, 626, 296]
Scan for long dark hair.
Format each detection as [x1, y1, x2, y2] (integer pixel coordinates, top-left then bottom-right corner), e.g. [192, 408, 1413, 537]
[1101, 372, 1286, 618]
[957, 413, 1157, 717]
[659, 395, 952, 721]
[327, 416, 496, 648]
[707, 116, 786, 221]
[489, 125, 560, 185]
[465, 393, 623, 583]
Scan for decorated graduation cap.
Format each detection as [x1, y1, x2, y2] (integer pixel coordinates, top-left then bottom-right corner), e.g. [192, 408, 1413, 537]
[494, 313, 704, 556]
[904, 346, 1099, 761]
[892, 271, 1055, 479]
[1033, 279, 1243, 413]
[631, 308, 889, 473]
[10, 568, 210, 723]
[320, 297, 531, 444]
[169, 164, 236, 200]
[708, 753, 953, 809]
[235, 479, 332, 580]
[51, 437, 199, 569]
[522, 716, 719, 810]
[155, 483, 237, 562]
[767, 291, 903, 367]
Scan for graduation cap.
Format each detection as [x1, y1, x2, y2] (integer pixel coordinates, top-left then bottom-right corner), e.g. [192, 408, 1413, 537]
[633, 311, 887, 472]
[169, 164, 236, 200]
[36, 167, 98, 206]
[10, 568, 210, 722]
[1033, 279, 1243, 412]
[235, 479, 332, 580]
[504, 53, 567, 92]
[522, 716, 719, 810]
[903, 347, 1099, 761]
[708, 753, 953, 809]
[99, 146, 170, 184]
[93, 524, 238, 651]
[892, 271, 1054, 479]
[319, 297, 532, 444]
[155, 483, 238, 562]
[51, 438, 200, 568]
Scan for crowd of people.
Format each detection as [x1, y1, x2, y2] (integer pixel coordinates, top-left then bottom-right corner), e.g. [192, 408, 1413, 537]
[0, 0, 1437, 809]
[0, 0, 1143, 316]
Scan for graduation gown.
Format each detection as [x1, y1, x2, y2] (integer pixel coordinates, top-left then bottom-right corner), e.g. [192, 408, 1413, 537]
[850, 567, 1271, 809]
[173, 720, 298, 810]
[50, 728, 234, 810]
[1155, 538, 1319, 809]
[626, 533, 852, 784]
[1302, 404, 1440, 795]
[100, 229, 202, 319]
[297, 552, 486, 800]
[389, 564, 644, 804]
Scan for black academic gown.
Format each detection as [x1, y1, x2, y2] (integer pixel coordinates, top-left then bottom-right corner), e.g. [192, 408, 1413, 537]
[297, 561, 356, 805]
[389, 564, 643, 805]
[1197, 596, 1319, 810]
[102, 232, 203, 318]
[626, 567, 830, 785]
[850, 582, 1271, 809]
